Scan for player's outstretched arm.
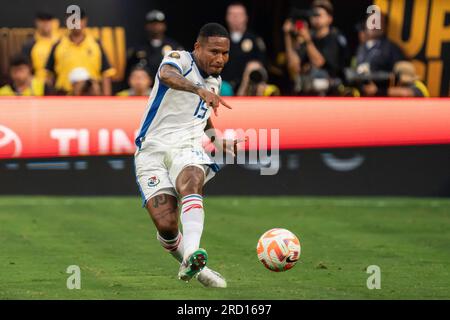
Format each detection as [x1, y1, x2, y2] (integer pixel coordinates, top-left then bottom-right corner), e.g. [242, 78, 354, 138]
[159, 64, 231, 116]
[159, 64, 200, 95]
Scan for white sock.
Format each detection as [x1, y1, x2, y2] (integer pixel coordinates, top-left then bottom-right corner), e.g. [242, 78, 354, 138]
[180, 194, 204, 260]
[157, 231, 184, 263]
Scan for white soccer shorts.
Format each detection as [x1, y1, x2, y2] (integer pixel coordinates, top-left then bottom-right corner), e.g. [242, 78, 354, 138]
[134, 145, 219, 207]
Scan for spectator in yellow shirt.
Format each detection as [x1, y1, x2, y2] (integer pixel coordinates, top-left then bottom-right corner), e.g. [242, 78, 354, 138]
[22, 12, 60, 83]
[45, 9, 116, 95]
[116, 66, 153, 97]
[0, 55, 53, 96]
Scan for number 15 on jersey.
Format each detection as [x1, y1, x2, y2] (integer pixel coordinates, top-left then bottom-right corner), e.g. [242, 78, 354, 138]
[194, 98, 208, 119]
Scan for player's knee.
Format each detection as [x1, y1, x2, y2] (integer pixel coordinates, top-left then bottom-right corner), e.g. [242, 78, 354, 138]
[177, 166, 204, 197]
[178, 180, 203, 197]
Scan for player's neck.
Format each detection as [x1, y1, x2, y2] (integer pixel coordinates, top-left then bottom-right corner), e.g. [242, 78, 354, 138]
[13, 78, 32, 93]
[230, 26, 246, 34]
[315, 26, 330, 39]
[69, 31, 86, 44]
[37, 31, 52, 39]
[191, 52, 210, 79]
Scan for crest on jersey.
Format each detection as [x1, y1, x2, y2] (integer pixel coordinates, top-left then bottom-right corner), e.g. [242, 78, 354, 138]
[148, 176, 160, 187]
[168, 51, 180, 59]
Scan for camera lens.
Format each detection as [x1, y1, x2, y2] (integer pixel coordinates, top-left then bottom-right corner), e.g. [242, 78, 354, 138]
[249, 70, 264, 83]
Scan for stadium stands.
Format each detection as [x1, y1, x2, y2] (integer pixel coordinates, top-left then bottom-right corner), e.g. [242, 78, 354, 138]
[0, 1, 447, 96]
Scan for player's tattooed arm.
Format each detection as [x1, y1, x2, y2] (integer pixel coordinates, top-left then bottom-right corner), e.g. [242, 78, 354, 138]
[159, 64, 232, 116]
[159, 64, 200, 95]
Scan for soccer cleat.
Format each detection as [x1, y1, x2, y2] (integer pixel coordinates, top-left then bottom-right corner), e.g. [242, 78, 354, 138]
[196, 267, 227, 288]
[178, 248, 208, 282]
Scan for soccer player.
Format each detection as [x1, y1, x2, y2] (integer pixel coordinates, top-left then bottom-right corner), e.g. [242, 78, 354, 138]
[134, 23, 237, 288]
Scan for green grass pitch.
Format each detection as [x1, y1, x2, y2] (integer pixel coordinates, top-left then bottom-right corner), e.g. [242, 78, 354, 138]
[0, 196, 449, 299]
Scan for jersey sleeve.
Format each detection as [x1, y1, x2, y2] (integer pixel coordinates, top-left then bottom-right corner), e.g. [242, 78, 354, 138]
[159, 51, 191, 76]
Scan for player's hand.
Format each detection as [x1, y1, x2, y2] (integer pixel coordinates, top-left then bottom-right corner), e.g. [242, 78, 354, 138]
[197, 88, 232, 116]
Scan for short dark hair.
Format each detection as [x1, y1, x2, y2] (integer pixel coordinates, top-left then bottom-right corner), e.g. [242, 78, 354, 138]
[227, 1, 248, 12]
[9, 55, 31, 69]
[80, 8, 87, 19]
[36, 12, 54, 21]
[130, 65, 151, 78]
[65, 7, 87, 19]
[312, 0, 334, 16]
[197, 23, 230, 41]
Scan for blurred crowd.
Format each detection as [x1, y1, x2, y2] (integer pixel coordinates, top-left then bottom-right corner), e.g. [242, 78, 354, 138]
[0, 1, 430, 98]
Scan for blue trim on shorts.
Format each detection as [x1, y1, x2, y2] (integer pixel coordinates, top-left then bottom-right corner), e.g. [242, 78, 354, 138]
[133, 159, 148, 208]
[207, 163, 221, 173]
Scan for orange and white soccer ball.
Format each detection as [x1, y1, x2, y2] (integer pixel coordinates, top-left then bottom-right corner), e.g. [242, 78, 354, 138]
[256, 228, 301, 272]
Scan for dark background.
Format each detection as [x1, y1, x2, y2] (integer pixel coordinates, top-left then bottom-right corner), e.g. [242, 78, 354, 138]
[1, 0, 449, 95]
[0, 0, 371, 62]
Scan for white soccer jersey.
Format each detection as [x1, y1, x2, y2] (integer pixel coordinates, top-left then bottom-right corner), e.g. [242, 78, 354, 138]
[135, 50, 222, 150]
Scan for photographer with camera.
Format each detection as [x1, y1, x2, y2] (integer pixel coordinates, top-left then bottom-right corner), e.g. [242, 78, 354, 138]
[237, 60, 280, 96]
[283, 0, 350, 95]
[360, 61, 430, 98]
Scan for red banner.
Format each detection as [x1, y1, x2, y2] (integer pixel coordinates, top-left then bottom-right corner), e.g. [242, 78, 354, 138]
[0, 97, 450, 159]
